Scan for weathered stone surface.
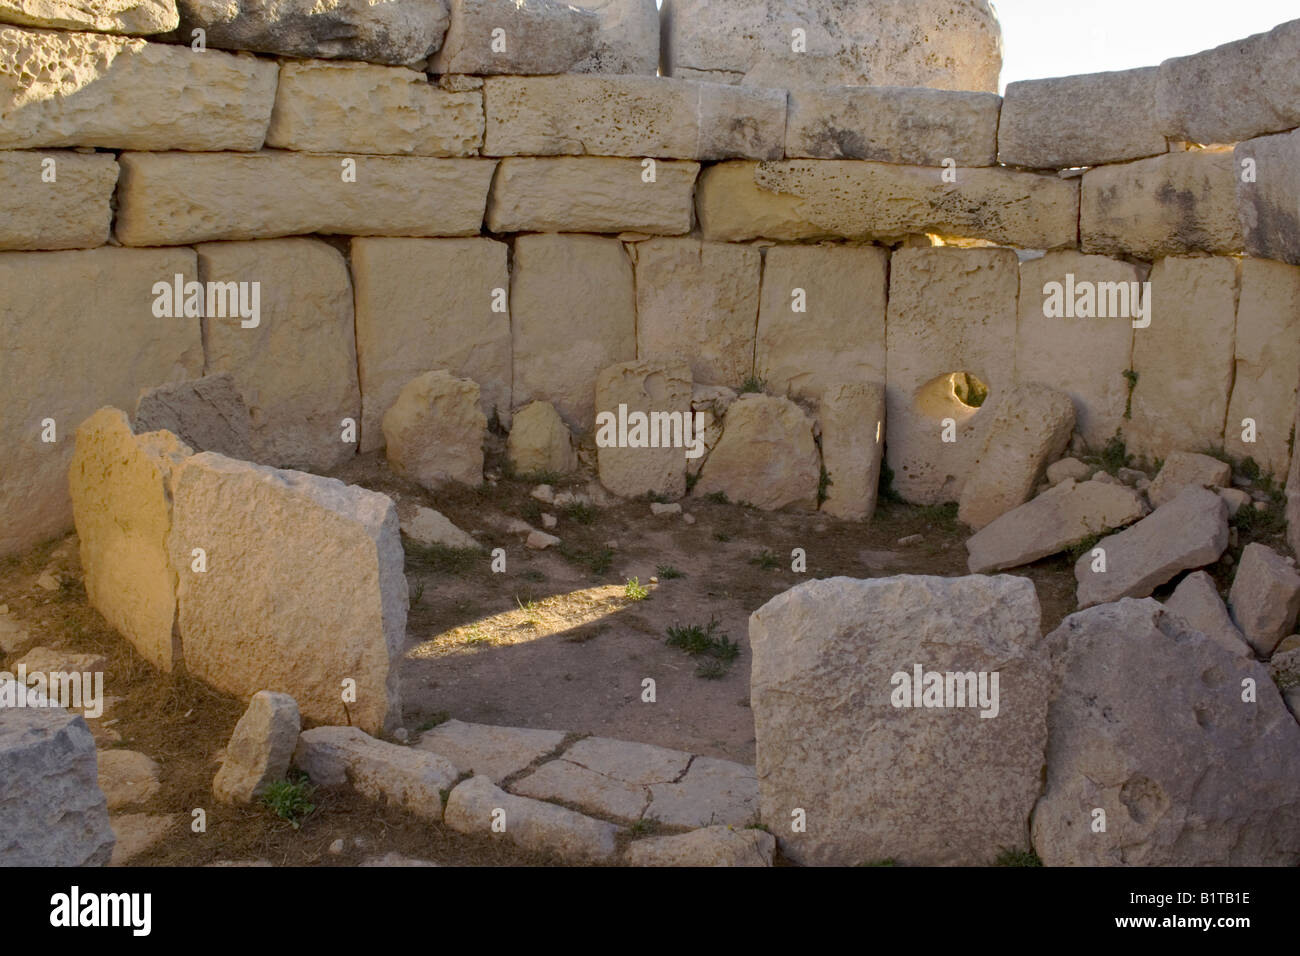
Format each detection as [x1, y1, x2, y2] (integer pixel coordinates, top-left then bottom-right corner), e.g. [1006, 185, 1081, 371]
[268, 61, 482, 156]
[692, 394, 820, 512]
[107, 811, 173, 864]
[0, 150, 116, 250]
[413, 720, 565, 783]
[660, 0, 1002, 92]
[444, 774, 620, 862]
[0, 26, 276, 150]
[1156, 19, 1300, 145]
[786, 87, 999, 167]
[594, 360, 692, 500]
[645, 756, 759, 828]
[1147, 452, 1233, 508]
[510, 234, 636, 430]
[115, 152, 495, 246]
[69, 408, 189, 671]
[697, 160, 1078, 248]
[513, 736, 692, 822]
[507, 402, 577, 478]
[958, 383, 1075, 530]
[358, 852, 438, 866]
[1126, 257, 1237, 462]
[818, 382, 885, 522]
[1229, 543, 1300, 658]
[884, 247, 1018, 505]
[1015, 252, 1139, 450]
[382, 370, 484, 489]
[1074, 487, 1229, 608]
[176, 0, 448, 66]
[751, 575, 1046, 866]
[634, 238, 760, 386]
[431, 0, 596, 74]
[1080, 150, 1241, 260]
[400, 506, 479, 551]
[563, 0, 656, 73]
[1, 247, 202, 557]
[212, 691, 301, 804]
[967, 478, 1147, 574]
[755, 244, 887, 400]
[97, 749, 160, 810]
[1224, 259, 1300, 478]
[198, 238, 359, 472]
[486, 157, 697, 235]
[483, 75, 783, 160]
[0, 0, 177, 34]
[14, 645, 107, 675]
[351, 237, 509, 451]
[1291, 399, 1300, 560]
[1235, 128, 1300, 268]
[1164, 571, 1251, 658]
[1032, 598, 1300, 866]
[168, 453, 407, 735]
[626, 825, 774, 866]
[134, 374, 253, 461]
[294, 726, 455, 820]
[999, 68, 1166, 170]
[0, 702, 114, 865]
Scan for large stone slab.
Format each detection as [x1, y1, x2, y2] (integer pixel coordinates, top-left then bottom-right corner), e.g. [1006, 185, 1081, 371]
[197, 238, 359, 472]
[512, 737, 693, 823]
[697, 160, 1078, 248]
[626, 825, 774, 866]
[168, 453, 407, 735]
[267, 61, 482, 157]
[594, 360, 692, 500]
[1223, 259, 1300, 477]
[750, 575, 1047, 866]
[69, 408, 189, 671]
[294, 726, 455, 820]
[1235, 128, 1300, 267]
[1229, 544, 1300, 658]
[0, 26, 276, 150]
[351, 237, 509, 451]
[754, 244, 887, 400]
[382, 370, 485, 489]
[1163, 571, 1251, 659]
[1015, 251, 1139, 450]
[0, 702, 114, 866]
[659, 0, 1002, 92]
[1125, 257, 1237, 462]
[1074, 487, 1229, 609]
[692, 394, 820, 511]
[785, 87, 999, 167]
[483, 75, 784, 160]
[644, 756, 760, 828]
[431, 0, 596, 74]
[0, 0, 177, 34]
[1032, 598, 1300, 866]
[212, 691, 301, 804]
[115, 152, 495, 246]
[817, 382, 885, 522]
[176, 0, 449, 66]
[134, 373, 253, 461]
[998, 68, 1166, 170]
[884, 247, 1018, 505]
[0, 150, 116, 250]
[486, 157, 698, 235]
[1147, 451, 1232, 509]
[967, 478, 1148, 574]
[509, 234, 636, 430]
[1080, 150, 1242, 260]
[413, 720, 565, 783]
[1156, 18, 1300, 145]
[0, 246, 202, 556]
[634, 238, 760, 387]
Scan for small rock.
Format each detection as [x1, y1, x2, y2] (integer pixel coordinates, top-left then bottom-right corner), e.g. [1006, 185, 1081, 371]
[1116, 467, 1148, 486]
[682, 513, 696, 525]
[1046, 457, 1093, 485]
[35, 571, 60, 591]
[531, 484, 556, 504]
[97, 750, 161, 810]
[1229, 543, 1300, 657]
[897, 534, 923, 546]
[541, 513, 558, 529]
[505, 518, 536, 535]
[16, 646, 108, 676]
[400, 507, 481, 551]
[358, 852, 439, 866]
[392, 728, 409, 743]
[526, 530, 561, 550]
[650, 502, 682, 516]
[1218, 487, 1252, 516]
[604, 539, 619, 549]
[1253, 500, 1269, 512]
[328, 838, 345, 855]
[1092, 471, 1121, 486]
[212, 691, 302, 804]
[109, 813, 176, 866]
[1164, 571, 1252, 658]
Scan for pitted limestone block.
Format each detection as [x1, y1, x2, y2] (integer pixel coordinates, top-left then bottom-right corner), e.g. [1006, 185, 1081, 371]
[0, 246, 202, 556]
[0, 0, 177, 34]
[884, 247, 1019, 505]
[998, 68, 1166, 170]
[197, 238, 359, 472]
[0, 150, 116, 250]
[1235, 128, 1300, 267]
[486, 157, 698, 235]
[1126, 257, 1236, 463]
[0, 26, 276, 150]
[755, 244, 887, 400]
[168, 452, 407, 735]
[1080, 150, 1242, 260]
[634, 238, 760, 387]
[1015, 251, 1140, 451]
[267, 61, 482, 156]
[817, 382, 885, 522]
[431, 0, 596, 74]
[510, 234, 635, 430]
[382, 370, 485, 490]
[785, 87, 1000, 167]
[692, 394, 820, 512]
[351, 237, 510, 452]
[115, 152, 496, 246]
[594, 359, 692, 500]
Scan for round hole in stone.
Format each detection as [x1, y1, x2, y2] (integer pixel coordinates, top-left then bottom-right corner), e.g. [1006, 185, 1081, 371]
[913, 371, 990, 422]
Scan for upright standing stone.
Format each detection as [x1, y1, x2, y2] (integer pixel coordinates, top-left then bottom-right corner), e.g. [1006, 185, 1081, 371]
[212, 691, 301, 804]
[692, 395, 820, 511]
[818, 382, 885, 522]
[594, 360, 692, 500]
[382, 370, 485, 490]
[507, 402, 578, 478]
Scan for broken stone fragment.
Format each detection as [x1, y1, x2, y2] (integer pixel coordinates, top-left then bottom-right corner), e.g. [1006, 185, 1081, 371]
[382, 370, 486, 490]
[1228, 544, 1300, 658]
[294, 726, 456, 821]
[213, 691, 301, 804]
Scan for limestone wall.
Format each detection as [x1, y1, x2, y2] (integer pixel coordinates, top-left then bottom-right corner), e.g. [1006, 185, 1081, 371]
[2, 7, 1300, 552]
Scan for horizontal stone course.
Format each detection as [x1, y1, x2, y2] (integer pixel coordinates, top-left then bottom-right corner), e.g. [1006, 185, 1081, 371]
[0, 149, 116, 250]
[1235, 128, 1300, 267]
